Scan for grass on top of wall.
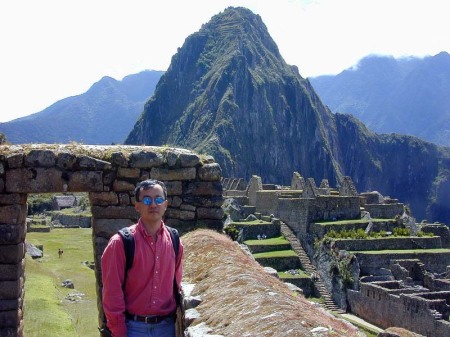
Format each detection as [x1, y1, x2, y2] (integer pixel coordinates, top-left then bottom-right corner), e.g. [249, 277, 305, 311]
[243, 236, 289, 245]
[252, 249, 298, 258]
[231, 219, 272, 225]
[24, 228, 98, 337]
[315, 218, 395, 226]
[278, 269, 310, 279]
[352, 248, 450, 254]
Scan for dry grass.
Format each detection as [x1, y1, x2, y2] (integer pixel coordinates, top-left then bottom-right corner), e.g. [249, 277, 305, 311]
[183, 229, 364, 337]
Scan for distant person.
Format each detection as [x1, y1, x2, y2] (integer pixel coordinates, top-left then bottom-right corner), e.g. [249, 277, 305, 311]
[101, 179, 183, 337]
[58, 248, 63, 258]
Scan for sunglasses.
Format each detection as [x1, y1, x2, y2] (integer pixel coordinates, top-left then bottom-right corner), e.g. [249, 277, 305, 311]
[141, 196, 165, 206]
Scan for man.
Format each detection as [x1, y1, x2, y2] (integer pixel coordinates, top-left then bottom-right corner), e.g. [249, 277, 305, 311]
[101, 179, 183, 337]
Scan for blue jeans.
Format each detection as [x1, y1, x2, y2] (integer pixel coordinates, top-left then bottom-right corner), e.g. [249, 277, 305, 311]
[126, 317, 175, 337]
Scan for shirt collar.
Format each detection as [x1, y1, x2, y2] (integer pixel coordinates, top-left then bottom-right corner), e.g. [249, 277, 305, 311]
[137, 219, 164, 237]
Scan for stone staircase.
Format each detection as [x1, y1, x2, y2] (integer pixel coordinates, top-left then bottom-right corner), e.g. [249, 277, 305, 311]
[280, 223, 345, 314]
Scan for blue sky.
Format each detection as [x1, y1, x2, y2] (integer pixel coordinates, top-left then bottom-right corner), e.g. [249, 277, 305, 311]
[1, 0, 448, 122]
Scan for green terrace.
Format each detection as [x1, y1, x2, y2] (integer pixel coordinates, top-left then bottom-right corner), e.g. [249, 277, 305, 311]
[252, 249, 302, 271]
[351, 248, 450, 254]
[277, 269, 310, 279]
[310, 218, 399, 239]
[243, 236, 291, 253]
[314, 218, 396, 226]
[232, 219, 272, 225]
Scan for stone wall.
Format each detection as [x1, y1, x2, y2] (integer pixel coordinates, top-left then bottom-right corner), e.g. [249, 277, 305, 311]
[354, 251, 450, 275]
[347, 282, 450, 337]
[422, 224, 450, 247]
[0, 144, 224, 337]
[309, 220, 397, 239]
[254, 190, 280, 216]
[275, 198, 311, 234]
[271, 196, 360, 236]
[51, 213, 92, 228]
[333, 236, 442, 251]
[364, 203, 404, 219]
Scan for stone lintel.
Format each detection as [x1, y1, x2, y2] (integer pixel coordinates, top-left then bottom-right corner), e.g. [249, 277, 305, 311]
[67, 171, 103, 192]
[6, 168, 66, 193]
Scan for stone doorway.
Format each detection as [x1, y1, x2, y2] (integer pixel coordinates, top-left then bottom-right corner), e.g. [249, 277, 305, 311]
[0, 144, 223, 337]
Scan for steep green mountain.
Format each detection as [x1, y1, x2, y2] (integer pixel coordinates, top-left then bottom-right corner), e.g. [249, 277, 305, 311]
[0, 70, 163, 144]
[310, 52, 450, 146]
[125, 7, 450, 225]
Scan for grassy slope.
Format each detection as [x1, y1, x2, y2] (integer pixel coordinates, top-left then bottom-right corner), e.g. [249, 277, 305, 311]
[24, 228, 98, 337]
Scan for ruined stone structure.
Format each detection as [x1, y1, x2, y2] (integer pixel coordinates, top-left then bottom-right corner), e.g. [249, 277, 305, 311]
[0, 144, 223, 337]
[224, 172, 383, 236]
[347, 280, 450, 337]
[222, 171, 450, 336]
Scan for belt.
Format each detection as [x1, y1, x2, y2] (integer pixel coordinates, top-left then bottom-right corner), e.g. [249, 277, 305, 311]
[125, 312, 175, 324]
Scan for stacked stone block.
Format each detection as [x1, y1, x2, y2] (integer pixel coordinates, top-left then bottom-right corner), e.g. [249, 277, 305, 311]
[0, 144, 224, 337]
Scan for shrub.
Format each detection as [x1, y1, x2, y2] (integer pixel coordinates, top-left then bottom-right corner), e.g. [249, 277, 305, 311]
[224, 224, 239, 241]
[28, 194, 53, 215]
[393, 227, 411, 236]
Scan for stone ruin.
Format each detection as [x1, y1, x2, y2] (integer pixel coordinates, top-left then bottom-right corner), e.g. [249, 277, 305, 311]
[224, 172, 396, 235]
[222, 171, 450, 336]
[0, 144, 224, 337]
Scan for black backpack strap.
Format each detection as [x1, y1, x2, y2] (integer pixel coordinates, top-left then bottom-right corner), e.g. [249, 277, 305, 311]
[166, 225, 180, 258]
[165, 225, 181, 306]
[118, 227, 135, 286]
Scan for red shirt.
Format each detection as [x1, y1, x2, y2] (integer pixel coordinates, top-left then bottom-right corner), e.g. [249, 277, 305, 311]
[101, 220, 183, 337]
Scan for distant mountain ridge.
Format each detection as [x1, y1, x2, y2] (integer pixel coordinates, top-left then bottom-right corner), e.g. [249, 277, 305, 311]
[125, 7, 450, 225]
[309, 52, 450, 146]
[0, 70, 164, 144]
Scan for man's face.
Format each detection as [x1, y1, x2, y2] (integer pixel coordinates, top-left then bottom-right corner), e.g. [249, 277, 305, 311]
[134, 184, 168, 225]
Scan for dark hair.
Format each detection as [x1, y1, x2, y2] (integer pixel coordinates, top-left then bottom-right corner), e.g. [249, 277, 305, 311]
[134, 179, 167, 202]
